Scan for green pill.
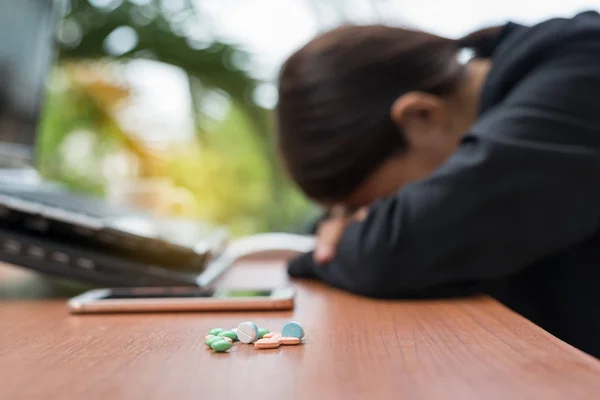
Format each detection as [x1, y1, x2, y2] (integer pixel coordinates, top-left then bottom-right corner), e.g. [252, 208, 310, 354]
[210, 338, 232, 352]
[257, 328, 270, 339]
[209, 328, 225, 336]
[218, 330, 237, 341]
[205, 336, 219, 347]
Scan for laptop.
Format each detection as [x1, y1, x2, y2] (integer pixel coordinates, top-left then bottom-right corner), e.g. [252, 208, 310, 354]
[0, 0, 316, 288]
[0, 0, 231, 286]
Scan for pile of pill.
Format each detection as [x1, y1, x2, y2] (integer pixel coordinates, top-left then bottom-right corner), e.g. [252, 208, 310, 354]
[205, 321, 305, 352]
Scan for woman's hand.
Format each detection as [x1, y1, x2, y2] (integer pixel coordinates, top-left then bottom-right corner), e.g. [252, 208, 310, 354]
[314, 206, 368, 264]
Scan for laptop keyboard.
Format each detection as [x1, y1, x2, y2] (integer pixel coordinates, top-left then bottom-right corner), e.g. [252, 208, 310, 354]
[0, 184, 227, 271]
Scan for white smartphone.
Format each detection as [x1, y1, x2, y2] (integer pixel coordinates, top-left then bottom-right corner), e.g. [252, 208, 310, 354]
[67, 286, 295, 314]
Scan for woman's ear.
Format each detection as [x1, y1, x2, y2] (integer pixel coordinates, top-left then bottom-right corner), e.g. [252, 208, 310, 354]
[390, 92, 448, 149]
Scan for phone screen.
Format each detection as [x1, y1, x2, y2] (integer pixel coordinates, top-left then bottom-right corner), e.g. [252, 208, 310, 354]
[102, 287, 273, 300]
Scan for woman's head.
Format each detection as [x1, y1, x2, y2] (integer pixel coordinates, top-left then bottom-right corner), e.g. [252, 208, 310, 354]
[276, 24, 498, 209]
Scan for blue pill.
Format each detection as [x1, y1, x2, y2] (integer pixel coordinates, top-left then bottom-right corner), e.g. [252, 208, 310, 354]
[281, 321, 304, 339]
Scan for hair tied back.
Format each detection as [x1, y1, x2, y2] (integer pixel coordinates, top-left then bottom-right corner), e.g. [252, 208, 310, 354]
[457, 25, 505, 58]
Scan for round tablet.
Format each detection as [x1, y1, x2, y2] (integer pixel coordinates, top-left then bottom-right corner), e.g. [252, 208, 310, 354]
[281, 321, 304, 339]
[237, 321, 259, 343]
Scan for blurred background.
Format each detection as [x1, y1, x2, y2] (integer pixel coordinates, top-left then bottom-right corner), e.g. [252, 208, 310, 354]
[39, 0, 599, 237]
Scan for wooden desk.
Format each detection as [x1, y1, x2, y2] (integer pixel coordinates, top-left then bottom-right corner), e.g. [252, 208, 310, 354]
[1, 258, 600, 400]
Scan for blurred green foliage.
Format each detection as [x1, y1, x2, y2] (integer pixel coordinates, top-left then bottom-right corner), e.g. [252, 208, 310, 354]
[37, 0, 318, 236]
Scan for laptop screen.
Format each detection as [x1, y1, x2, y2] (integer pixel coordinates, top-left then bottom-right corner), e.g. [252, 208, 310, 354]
[0, 0, 57, 167]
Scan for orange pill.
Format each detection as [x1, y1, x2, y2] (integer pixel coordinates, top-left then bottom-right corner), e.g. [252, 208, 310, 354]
[263, 332, 280, 339]
[254, 338, 281, 349]
[221, 337, 233, 343]
[280, 337, 301, 345]
[268, 336, 281, 344]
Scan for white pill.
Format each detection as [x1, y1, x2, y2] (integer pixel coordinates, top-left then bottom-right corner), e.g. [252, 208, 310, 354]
[237, 321, 259, 344]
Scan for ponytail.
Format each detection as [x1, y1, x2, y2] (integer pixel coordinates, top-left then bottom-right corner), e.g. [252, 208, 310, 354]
[458, 25, 505, 58]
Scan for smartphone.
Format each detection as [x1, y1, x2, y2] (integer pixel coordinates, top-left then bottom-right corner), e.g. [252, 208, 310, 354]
[67, 286, 295, 314]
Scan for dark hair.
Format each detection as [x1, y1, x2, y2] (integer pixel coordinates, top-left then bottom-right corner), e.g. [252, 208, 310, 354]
[276, 24, 504, 203]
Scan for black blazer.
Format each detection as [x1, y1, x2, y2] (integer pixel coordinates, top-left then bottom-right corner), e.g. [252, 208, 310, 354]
[289, 11, 600, 359]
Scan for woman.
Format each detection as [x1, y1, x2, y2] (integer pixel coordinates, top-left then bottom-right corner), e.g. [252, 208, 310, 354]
[276, 11, 600, 358]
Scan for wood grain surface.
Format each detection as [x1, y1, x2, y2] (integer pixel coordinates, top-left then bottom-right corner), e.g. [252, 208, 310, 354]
[1, 258, 600, 400]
